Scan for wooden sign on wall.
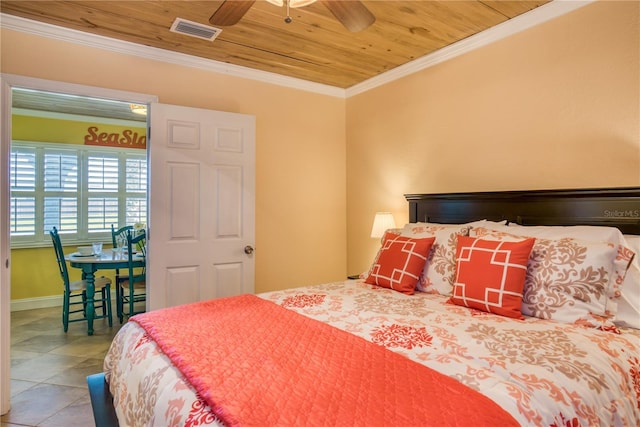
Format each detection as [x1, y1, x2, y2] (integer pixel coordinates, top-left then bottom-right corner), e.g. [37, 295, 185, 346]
[84, 126, 146, 149]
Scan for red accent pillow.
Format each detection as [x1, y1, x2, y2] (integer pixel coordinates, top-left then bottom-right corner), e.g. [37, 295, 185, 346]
[449, 236, 535, 319]
[365, 233, 435, 295]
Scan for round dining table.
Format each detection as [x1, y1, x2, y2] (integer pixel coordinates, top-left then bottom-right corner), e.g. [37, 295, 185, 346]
[67, 248, 145, 335]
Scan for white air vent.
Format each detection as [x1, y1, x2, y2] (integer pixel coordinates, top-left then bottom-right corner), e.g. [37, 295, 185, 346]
[170, 18, 222, 41]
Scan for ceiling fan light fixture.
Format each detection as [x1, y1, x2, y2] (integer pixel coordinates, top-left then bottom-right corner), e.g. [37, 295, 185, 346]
[129, 104, 148, 115]
[266, 0, 317, 8]
[209, 0, 374, 32]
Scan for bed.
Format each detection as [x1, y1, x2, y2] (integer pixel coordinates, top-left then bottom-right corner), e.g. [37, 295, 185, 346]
[89, 187, 640, 427]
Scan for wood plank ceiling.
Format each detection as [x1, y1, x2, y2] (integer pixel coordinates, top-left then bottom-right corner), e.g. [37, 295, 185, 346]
[1, 1, 550, 89]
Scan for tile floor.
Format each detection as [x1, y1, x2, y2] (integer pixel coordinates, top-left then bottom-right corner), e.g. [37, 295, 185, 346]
[1, 306, 122, 427]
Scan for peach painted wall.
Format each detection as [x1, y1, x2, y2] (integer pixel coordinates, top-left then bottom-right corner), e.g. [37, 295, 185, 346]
[346, 1, 640, 275]
[1, 28, 347, 295]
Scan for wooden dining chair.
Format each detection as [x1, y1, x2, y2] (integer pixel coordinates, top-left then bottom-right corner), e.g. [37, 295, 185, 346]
[110, 224, 133, 321]
[49, 227, 113, 333]
[118, 229, 146, 322]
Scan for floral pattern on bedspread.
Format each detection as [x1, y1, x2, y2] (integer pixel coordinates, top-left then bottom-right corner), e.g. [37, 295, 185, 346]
[105, 324, 225, 427]
[262, 281, 640, 427]
[105, 280, 640, 426]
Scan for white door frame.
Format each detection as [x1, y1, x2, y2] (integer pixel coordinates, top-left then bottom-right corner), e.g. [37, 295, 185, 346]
[0, 74, 157, 414]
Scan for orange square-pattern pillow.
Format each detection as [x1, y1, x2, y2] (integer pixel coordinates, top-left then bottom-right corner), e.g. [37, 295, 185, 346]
[365, 233, 436, 295]
[450, 236, 536, 319]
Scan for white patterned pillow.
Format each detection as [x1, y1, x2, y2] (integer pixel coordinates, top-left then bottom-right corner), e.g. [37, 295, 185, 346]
[617, 235, 640, 329]
[506, 223, 626, 246]
[401, 223, 471, 295]
[505, 224, 639, 329]
[472, 226, 634, 331]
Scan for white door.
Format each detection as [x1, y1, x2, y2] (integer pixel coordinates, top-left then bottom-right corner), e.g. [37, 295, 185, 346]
[148, 103, 255, 310]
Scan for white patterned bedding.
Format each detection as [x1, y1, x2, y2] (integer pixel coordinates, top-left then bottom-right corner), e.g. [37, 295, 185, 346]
[105, 280, 640, 426]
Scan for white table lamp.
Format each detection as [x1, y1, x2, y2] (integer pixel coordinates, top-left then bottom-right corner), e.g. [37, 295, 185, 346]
[370, 212, 396, 238]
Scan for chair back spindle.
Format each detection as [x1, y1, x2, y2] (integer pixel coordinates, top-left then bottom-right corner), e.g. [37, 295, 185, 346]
[118, 228, 147, 320]
[50, 227, 70, 288]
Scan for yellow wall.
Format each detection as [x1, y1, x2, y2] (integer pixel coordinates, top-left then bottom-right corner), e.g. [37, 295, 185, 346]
[12, 115, 146, 147]
[1, 26, 347, 300]
[10, 245, 118, 301]
[2, 1, 639, 301]
[346, 1, 640, 274]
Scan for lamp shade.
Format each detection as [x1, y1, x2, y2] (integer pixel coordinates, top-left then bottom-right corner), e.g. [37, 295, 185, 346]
[370, 212, 396, 238]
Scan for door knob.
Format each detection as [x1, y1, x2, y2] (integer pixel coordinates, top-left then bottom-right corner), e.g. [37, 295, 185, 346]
[244, 245, 254, 255]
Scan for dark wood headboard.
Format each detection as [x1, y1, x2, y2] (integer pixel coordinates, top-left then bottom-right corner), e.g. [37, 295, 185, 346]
[405, 187, 640, 235]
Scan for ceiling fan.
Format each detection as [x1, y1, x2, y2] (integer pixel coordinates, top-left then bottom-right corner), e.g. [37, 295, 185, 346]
[209, 0, 376, 32]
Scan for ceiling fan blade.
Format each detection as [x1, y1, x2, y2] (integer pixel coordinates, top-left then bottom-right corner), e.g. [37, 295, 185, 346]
[321, 0, 375, 32]
[209, 0, 256, 26]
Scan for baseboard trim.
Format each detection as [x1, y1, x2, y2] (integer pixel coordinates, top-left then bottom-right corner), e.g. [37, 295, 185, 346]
[10, 295, 62, 312]
[10, 295, 118, 312]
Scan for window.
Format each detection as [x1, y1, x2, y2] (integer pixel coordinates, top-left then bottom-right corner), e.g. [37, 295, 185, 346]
[10, 141, 147, 247]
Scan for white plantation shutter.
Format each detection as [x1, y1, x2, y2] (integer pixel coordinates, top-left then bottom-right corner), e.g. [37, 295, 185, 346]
[125, 198, 147, 225]
[43, 150, 79, 234]
[10, 148, 35, 191]
[88, 155, 118, 192]
[125, 158, 147, 225]
[126, 158, 146, 192]
[10, 141, 147, 246]
[9, 148, 36, 236]
[44, 151, 78, 192]
[87, 197, 119, 232]
[43, 197, 78, 233]
[88, 154, 119, 233]
[9, 198, 35, 236]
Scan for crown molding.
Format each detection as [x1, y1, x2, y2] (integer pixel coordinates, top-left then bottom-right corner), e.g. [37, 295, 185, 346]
[346, 0, 595, 97]
[1, 1, 594, 99]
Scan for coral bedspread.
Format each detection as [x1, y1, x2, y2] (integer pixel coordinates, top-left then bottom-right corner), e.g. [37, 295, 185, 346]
[105, 280, 640, 426]
[129, 294, 518, 426]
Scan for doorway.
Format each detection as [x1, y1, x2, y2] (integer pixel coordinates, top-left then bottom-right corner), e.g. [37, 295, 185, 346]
[1, 75, 257, 416]
[0, 73, 158, 414]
